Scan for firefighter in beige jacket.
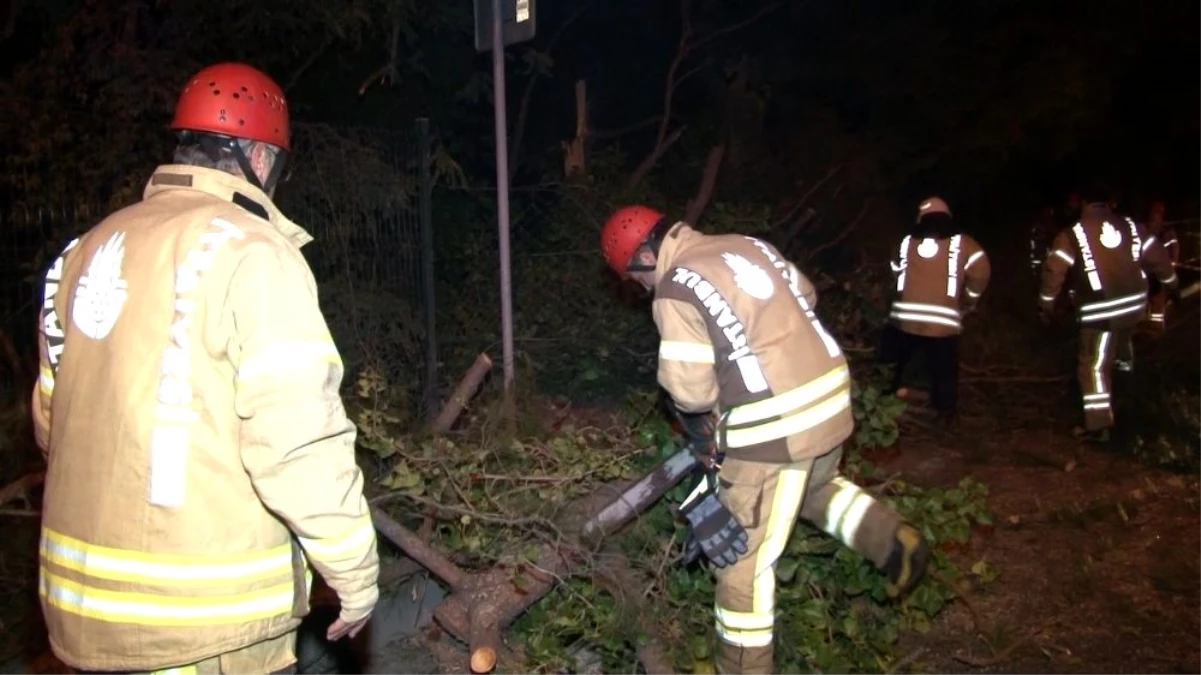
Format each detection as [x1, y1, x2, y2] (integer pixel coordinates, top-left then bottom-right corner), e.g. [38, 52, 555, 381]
[883, 197, 990, 426]
[600, 206, 931, 675]
[31, 63, 379, 674]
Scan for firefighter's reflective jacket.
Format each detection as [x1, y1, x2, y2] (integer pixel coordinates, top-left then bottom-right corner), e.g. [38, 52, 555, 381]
[31, 165, 380, 671]
[1039, 203, 1177, 329]
[652, 222, 852, 463]
[888, 234, 991, 338]
[1150, 222, 1180, 266]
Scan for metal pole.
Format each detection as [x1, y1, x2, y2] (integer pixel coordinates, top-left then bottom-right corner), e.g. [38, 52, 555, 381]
[417, 118, 438, 423]
[491, 0, 516, 418]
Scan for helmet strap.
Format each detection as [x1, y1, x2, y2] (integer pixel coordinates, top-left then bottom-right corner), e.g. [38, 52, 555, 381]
[182, 131, 288, 195]
[231, 141, 289, 195]
[625, 215, 674, 274]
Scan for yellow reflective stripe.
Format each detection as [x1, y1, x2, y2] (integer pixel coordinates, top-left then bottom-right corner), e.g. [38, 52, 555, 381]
[152, 667, 198, 675]
[39, 365, 55, 396]
[714, 606, 774, 647]
[725, 389, 850, 448]
[298, 516, 377, 561]
[41, 528, 292, 587]
[40, 569, 294, 627]
[658, 340, 715, 364]
[237, 341, 341, 380]
[727, 365, 850, 427]
[821, 477, 875, 547]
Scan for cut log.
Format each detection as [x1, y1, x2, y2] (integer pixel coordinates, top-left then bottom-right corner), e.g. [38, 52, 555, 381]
[369, 505, 465, 589]
[431, 352, 493, 433]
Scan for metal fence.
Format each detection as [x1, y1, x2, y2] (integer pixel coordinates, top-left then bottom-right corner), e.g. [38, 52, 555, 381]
[0, 119, 438, 419]
[427, 182, 661, 405]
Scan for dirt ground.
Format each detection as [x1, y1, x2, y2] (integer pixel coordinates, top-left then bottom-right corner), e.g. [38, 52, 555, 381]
[875, 421, 1201, 674]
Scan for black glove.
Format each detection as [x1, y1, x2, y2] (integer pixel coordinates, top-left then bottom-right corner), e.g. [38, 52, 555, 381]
[674, 409, 716, 445]
[670, 406, 722, 469]
[679, 477, 749, 568]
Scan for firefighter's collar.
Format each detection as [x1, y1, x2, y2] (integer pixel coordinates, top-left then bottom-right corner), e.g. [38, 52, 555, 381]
[652, 221, 698, 284]
[144, 164, 314, 248]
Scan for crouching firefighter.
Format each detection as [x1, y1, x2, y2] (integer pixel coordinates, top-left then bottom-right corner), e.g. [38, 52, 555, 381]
[600, 206, 931, 674]
[31, 63, 380, 674]
[1038, 192, 1178, 442]
[883, 197, 990, 428]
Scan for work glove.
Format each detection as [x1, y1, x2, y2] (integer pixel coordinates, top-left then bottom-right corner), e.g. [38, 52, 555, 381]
[670, 405, 722, 469]
[679, 476, 749, 568]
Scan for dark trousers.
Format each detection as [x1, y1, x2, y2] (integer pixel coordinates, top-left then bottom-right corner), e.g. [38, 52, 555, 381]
[881, 325, 960, 414]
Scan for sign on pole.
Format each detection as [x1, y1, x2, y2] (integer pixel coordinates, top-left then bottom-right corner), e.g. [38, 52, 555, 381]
[474, 0, 537, 52]
[476, 0, 535, 421]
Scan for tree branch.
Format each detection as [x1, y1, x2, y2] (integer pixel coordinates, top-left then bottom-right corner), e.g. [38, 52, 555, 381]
[768, 163, 845, 228]
[684, 144, 726, 225]
[626, 0, 783, 190]
[591, 115, 665, 141]
[690, 2, 784, 52]
[358, 18, 403, 97]
[626, 126, 686, 190]
[510, 1, 594, 175]
[804, 197, 875, 261]
[285, 36, 333, 93]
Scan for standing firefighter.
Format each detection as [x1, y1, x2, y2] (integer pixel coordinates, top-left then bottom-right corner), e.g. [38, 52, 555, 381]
[1144, 199, 1180, 331]
[883, 197, 990, 428]
[1039, 194, 1178, 441]
[31, 63, 379, 674]
[600, 206, 930, 674]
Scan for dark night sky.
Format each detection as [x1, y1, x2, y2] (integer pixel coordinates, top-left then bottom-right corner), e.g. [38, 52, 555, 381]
[520, 0, 1199, 217]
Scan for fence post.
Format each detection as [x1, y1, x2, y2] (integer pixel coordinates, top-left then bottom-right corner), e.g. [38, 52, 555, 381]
[418, 118, 439, 423]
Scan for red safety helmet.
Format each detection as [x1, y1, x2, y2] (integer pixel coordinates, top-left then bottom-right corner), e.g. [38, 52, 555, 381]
[601, 205, 666, 279]
[170, 63, 291, 151]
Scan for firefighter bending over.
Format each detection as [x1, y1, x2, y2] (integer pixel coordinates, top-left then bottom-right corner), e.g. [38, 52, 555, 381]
[600, 206, 931, 674]
[1038, 190, 1178, 442]
[31, 63, 379, 674]
[882, 197, 991, 429]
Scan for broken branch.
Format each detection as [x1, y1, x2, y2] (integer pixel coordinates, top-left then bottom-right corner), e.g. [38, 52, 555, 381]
[432, 352, 493, 433]
[358, 18, 403, 97]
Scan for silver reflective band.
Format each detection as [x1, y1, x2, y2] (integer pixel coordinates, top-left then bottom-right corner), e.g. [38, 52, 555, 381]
[1080, 292, 1146, 323]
